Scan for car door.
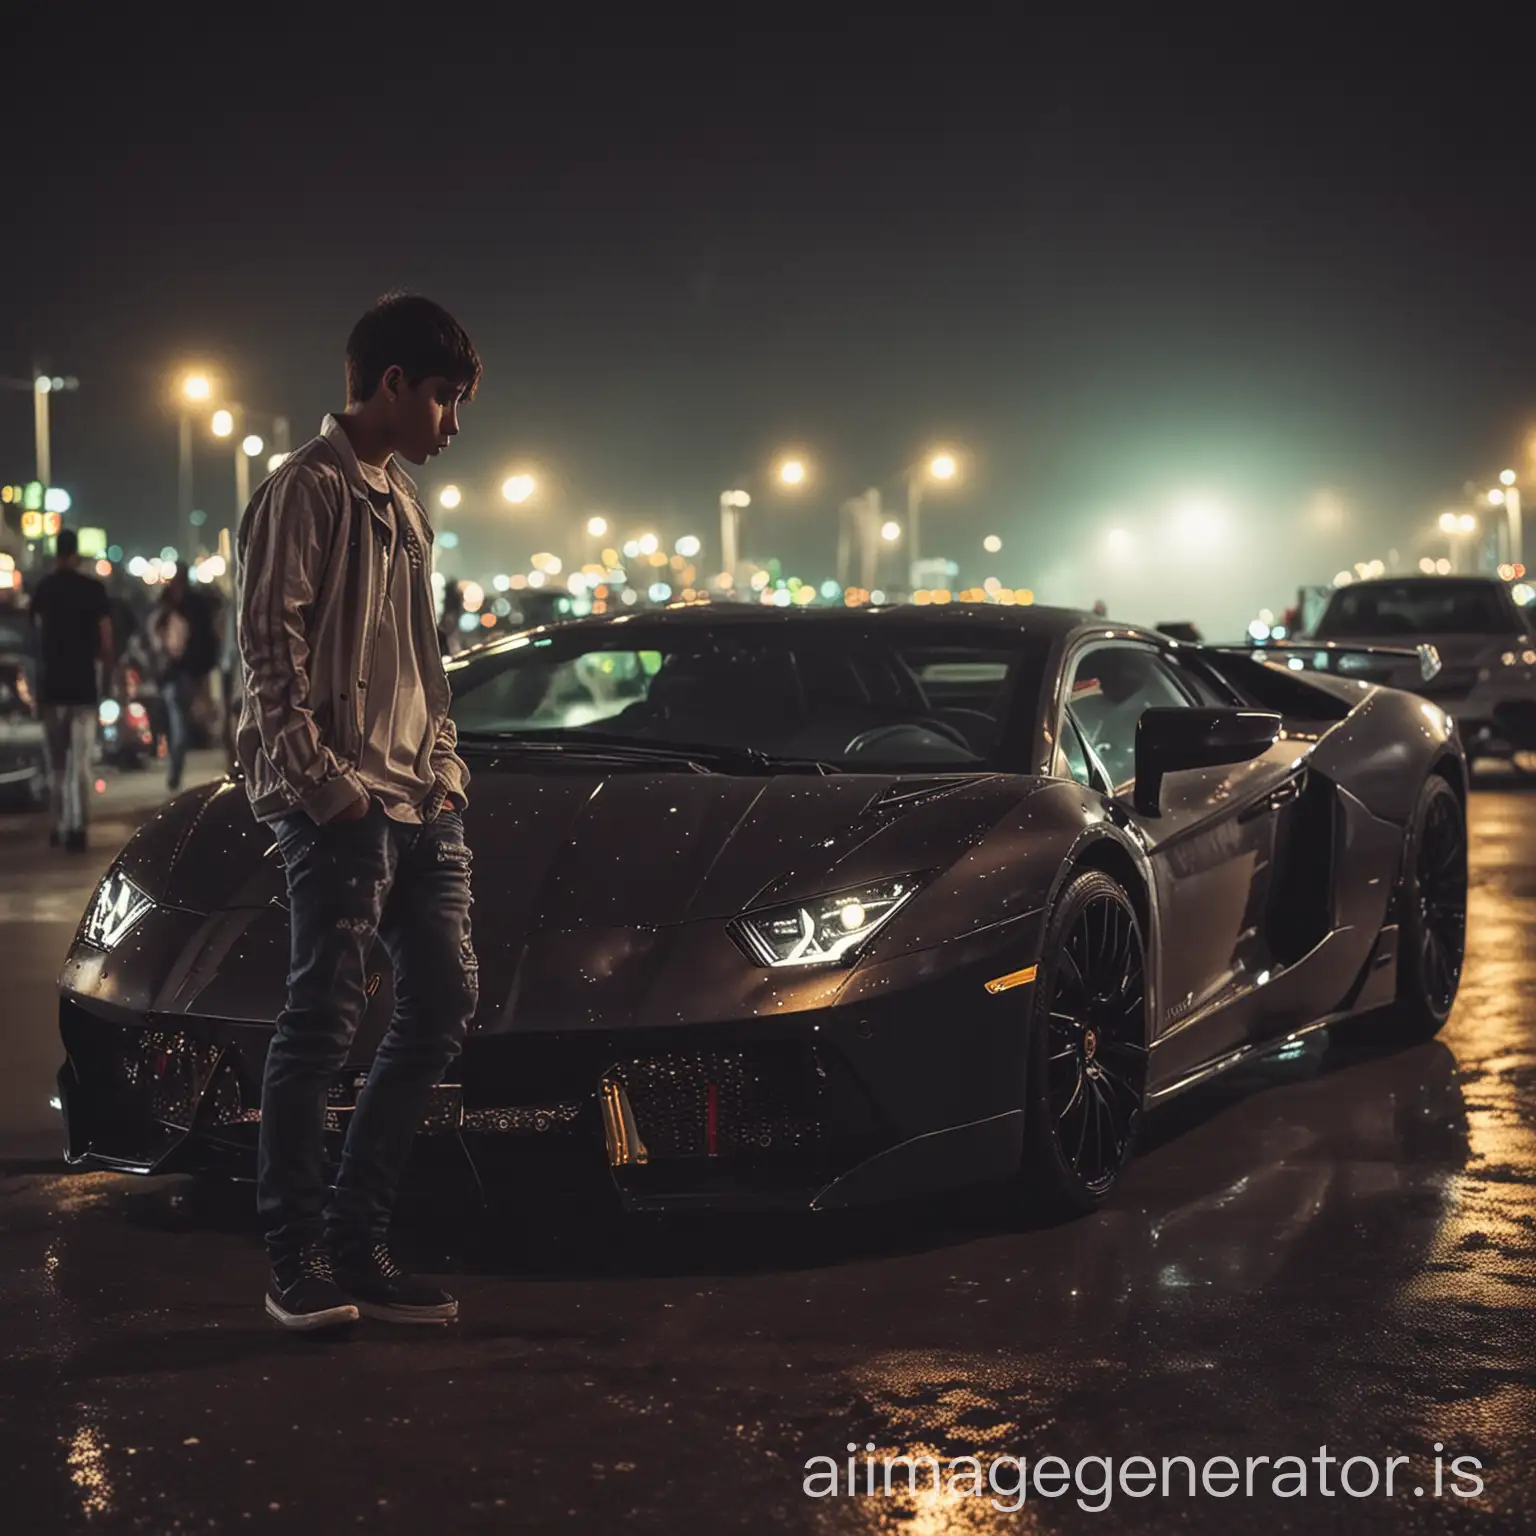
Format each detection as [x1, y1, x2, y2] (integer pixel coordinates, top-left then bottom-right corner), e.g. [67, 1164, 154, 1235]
[1060, 641, 1305, 1088]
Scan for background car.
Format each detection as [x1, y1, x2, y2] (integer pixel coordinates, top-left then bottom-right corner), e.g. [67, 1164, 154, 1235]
[1303, 574, 1536, 770]
[55, 607, 1466, 1220]
[0, 657, 48, 810]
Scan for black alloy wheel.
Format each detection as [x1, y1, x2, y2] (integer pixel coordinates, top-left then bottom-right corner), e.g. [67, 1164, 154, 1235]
[1020, 869, 1149, 1216]
[1393, 774, 1467, 1039]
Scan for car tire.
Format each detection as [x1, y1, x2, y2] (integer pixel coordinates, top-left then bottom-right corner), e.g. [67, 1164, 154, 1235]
[1017, 869, 1149, 1219]
[1388, 773, 1467, 1041]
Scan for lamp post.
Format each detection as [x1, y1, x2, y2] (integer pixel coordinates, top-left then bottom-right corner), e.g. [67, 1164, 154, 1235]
[177, 372, 214, 548]
[220, 408, 289, 523]
[719, 489, 751, 580]
[178, 372, 289, 547]
[210, 405, 243, 540]
[1, 371, 77, 490]
[1499, 469, 1522, 567]
[584, 514, 609, 573]
[34, 376, 52, 485]
[718, 454, 810, 586]
[1438, 511, 1478, 572]
[905, 449, 960, 586]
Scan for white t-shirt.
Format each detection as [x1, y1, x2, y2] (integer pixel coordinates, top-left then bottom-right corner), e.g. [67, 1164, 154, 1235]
[357, 458, 392, 495]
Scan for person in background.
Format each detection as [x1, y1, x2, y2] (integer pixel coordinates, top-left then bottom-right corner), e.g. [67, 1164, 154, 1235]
[149, 563, 218, 791]
[216, 580, 240, 770]
[437, 579, 467, 656]
[29, 527, 114, 851]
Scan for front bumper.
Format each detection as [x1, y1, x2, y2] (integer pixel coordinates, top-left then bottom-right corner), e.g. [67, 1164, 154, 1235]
[55, 916, 1044, 1211]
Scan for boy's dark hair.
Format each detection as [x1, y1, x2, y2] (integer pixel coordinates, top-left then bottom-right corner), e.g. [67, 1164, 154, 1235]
[56, 527, 78, 560]
[345, 293, 482, 404]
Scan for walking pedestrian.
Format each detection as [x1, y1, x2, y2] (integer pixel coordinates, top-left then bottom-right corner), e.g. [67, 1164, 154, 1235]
[149, 563, 218, 791]
[236, 294, 480, 1331]
[29, 528, 114, 851]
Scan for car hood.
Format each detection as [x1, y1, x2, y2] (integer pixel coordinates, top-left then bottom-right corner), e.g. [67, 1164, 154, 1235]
[146, 769, 1046, 928]
[124, 768, 1068, 1035]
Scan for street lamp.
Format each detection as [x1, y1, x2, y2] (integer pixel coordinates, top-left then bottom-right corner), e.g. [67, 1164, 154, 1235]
[906, 447, 963, 581]
[438, 484, 462, 510]
[586, 514, 608, 538]
[720, 452, 812, 581]
[983, 534, 1002, 554]
[1438, 510, 1478, 572]
[880, 520, 902, 543]
[173, 369, 219, 551]
[202, 400, 289, 532]
[502, 472, 536, 505]
[24, 372, 79, 488]
[718, 489, 752, 578]
[1498, 470, 1523, 566]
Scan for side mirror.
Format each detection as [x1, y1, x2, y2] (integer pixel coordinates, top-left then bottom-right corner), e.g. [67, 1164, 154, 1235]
[1133, 708, 1281, 816]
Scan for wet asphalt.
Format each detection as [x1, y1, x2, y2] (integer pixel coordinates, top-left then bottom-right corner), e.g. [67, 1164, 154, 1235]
[1, 777, 1533, 1533]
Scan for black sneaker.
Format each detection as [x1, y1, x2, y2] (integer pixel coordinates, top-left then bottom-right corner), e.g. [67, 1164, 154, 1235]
[264, 1245, 360, 1331]
[333, 1241, 458, 1324]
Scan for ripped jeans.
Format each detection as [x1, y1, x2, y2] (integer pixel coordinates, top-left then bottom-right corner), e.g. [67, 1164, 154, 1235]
[257, 800, 478, 1262]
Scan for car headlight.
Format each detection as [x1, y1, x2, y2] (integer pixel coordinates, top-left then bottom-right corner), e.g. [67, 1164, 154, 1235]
[732, 876, 922, 968]
[81, 869, 155, 950]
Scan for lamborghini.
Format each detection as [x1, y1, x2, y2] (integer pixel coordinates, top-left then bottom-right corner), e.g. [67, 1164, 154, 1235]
[55, 605, 1467, 1215]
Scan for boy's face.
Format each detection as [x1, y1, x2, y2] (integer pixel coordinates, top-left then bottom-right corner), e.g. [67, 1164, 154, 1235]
[383, 368, 465, 464]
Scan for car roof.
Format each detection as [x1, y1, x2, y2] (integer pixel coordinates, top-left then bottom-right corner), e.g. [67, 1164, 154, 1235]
[1330, 575, 1504, 589]
[452, 602, 1171, 662]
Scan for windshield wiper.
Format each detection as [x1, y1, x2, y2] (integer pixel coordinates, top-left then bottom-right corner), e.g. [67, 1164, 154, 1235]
[463, 729, 841, 775]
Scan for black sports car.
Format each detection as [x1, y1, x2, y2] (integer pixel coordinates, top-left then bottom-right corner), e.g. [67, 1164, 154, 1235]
[55, 606, 1468, 1215]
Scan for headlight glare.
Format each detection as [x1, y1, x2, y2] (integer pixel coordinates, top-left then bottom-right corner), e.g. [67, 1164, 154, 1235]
[734, 876, 920, 968]
[81, 869, 155, 950]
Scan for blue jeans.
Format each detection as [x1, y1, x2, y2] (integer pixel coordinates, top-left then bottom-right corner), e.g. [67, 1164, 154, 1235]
[257, 800, 478, 1262]
[162, 672, 194, 789]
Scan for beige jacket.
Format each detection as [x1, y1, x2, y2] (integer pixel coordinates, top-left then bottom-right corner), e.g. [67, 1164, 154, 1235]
[235, 416, 469, 824]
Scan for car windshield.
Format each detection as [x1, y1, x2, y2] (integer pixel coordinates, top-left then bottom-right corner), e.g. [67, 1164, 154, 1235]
[1314, 581, 1512, 638]
[448, 621, 1050, 770]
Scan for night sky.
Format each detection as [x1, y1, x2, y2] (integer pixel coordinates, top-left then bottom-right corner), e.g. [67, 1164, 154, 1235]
[5, 7, 1534, 634]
